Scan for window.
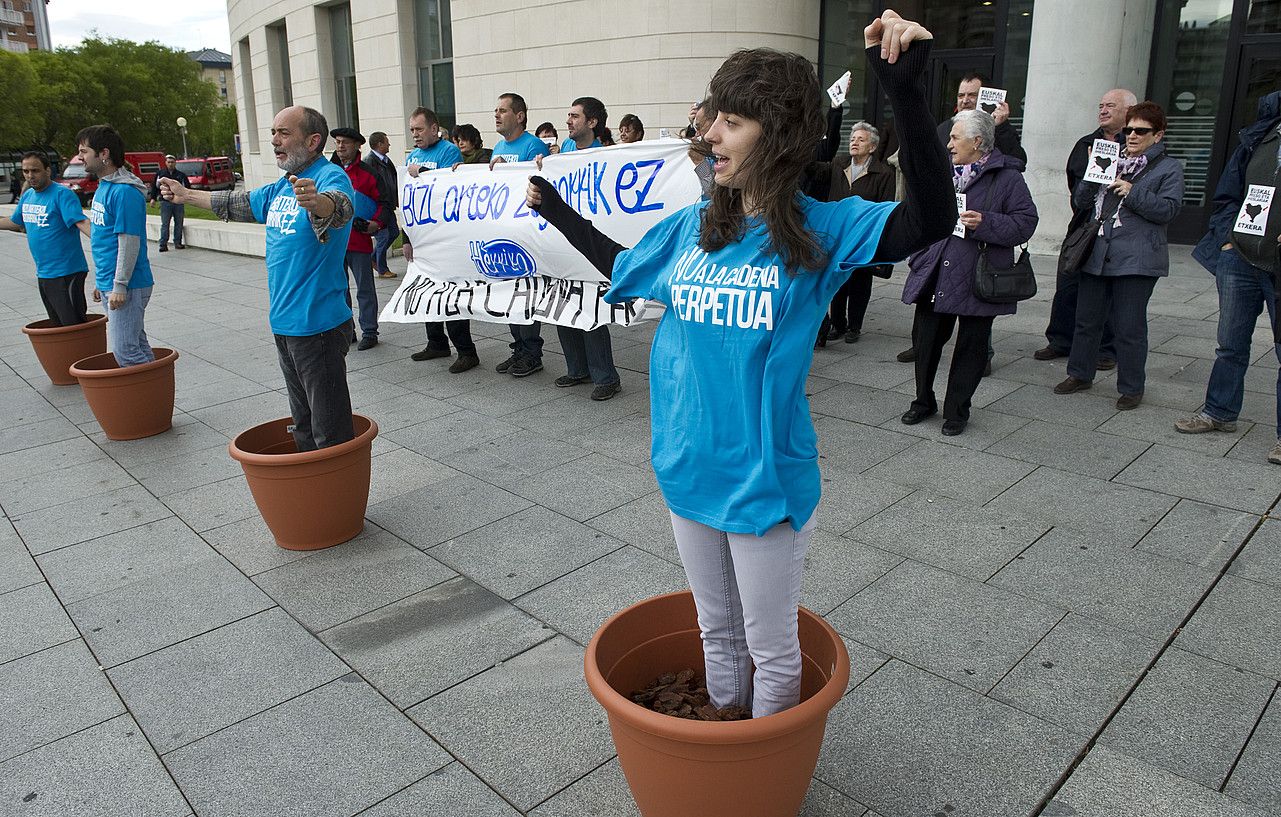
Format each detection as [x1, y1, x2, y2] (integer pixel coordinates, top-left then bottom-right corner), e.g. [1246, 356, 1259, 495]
[267, 20, 293, 109]
[237, 37, 259, 152]
[415, 0, 454, 128]
[329, 3, 358, 128]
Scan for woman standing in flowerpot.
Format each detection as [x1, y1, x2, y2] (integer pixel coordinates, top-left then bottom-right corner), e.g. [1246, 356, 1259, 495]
[527, 10, 954, 718]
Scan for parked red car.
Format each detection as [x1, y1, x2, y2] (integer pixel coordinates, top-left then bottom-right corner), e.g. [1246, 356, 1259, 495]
[177, 156, 236, 191]
[59, 151, 168, 206]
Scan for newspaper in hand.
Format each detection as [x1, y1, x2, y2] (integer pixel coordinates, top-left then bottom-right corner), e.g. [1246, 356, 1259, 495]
[827, 71, 852, 107]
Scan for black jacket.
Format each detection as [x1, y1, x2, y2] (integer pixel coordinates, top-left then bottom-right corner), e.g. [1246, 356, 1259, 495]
[151, 168, 189, 202]
[362, 152, 398, 227]
[1065, 128, 1124, 230]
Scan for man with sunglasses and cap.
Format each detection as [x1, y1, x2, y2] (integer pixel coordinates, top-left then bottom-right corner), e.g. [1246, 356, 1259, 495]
[331, 126, 393, 351]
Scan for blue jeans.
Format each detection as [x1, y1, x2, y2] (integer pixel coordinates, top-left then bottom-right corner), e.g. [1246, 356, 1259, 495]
[373, 223, 398, 273]
[104, 286, 153, 367]
[669, 510, 815, 718]
[159, 201, 184, 247]
[555, 324, 620, 385]
[343, 251, 378, 338]
[1067, 273, 1158, 396]
[1202, 248, 1281, 435]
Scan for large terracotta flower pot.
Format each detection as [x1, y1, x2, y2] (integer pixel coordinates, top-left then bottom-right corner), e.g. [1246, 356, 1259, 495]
[70, 348, 178, 440]
[229, 414, 378, 551]
[585, 591, 850, 817]
[21, 314, 108, 385]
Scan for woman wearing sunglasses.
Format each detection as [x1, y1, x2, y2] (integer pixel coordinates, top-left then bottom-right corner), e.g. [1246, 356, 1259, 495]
[1055, 102, 1185, 410]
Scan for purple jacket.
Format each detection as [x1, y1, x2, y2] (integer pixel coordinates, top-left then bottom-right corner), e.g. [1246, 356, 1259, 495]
[902, 150, 1039, 317]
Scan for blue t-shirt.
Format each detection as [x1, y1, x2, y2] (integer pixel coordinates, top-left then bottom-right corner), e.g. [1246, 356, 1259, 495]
[606, 195, 897, 535]
[248, 155, 355, 336]
[560, 138, 602, 153]
[88, 180, 153, 293]
[407, 140, 463, 171]
[492, 131, 550, 164]
[12, 184, 87, 279]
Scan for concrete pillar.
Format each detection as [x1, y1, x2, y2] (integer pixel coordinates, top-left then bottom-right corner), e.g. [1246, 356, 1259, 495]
[1021, 0, 1156, 254]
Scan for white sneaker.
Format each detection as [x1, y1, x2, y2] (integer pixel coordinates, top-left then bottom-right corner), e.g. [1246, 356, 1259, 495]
[1269, 440, 1281, 466]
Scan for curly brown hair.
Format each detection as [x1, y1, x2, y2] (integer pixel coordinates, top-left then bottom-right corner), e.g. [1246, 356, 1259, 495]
[699, 48, 827, 274]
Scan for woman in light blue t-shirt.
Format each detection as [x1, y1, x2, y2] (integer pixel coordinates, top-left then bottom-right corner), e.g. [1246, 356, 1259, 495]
[528, 13, 956, 717]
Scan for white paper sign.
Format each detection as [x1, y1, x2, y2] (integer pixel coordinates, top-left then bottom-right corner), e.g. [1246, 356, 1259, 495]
[827, 71, 852, 107]
[1083, 139, 1122, 184]
[977, 87, 1007, 116]
[953, 193, 967, 238]
[1234, 184, 1275, 237]
[381, 139, 701, 327]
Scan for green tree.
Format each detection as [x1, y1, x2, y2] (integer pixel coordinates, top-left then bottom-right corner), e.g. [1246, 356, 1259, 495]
[0, 50, 43, 147]
[28, 49, 106, 154]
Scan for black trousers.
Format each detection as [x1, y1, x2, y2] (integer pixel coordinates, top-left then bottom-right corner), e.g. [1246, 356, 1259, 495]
[1046, 269, 1117, 359]
[38, 271, 89, 326]
[509, 322, 544, 360]
[830, 268, 875, 334]
[425, 320, 477, 355]
[1067, 273, 1158, 397]
[274, 319, 355, 451]
[911, 301, 994, 422]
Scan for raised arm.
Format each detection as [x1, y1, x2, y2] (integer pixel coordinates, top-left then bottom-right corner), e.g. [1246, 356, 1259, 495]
[526, 176, 625, 279]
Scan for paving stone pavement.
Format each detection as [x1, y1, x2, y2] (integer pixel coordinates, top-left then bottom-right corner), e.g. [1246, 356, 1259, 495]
[0, 231, 1279, 817]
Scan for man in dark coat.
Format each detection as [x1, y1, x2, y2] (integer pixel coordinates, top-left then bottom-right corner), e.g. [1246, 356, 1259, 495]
[934, 73, 1026, 165]
[364, 131, 400, 278]
[151, 155, 190, 251]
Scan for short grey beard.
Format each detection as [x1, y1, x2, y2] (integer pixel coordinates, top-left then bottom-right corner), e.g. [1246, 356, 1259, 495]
[278, 147, 316, 175]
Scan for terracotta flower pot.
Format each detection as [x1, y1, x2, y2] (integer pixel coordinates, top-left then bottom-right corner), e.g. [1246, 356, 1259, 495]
[585, 591, 850, 817]
[229, 414, 378, 551]
[70, 348, 179, 440]
[21, 314, 108, 386]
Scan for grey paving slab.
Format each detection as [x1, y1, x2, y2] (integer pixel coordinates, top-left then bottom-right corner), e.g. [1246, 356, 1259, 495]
[516, 546, 689, 644]
[843, 636, 892, 692]
[813, 415, 918, 474]
[809, 380, 911, 427]
[10, 484, 173, 555]
[36, 516, 212, 604]
[358, 762, 522, 816]
[586, 491, 679, 564]
[813, 471, 914, 537]
[447, 432, 593, 492]
[1231, 517, 1281, 587]
[513, 384, 652, 433]
[0, 519, 41, 594]
[107, 608, 349, 753]
[3, 388, 63, 425]
[1177, 574, 1281, 679]
[366, 473, 532, 549]
[1225, 691, 1281, 812]
[813, 350, 915, 391]
[187, 390, 295, 436]
[850, 490, 1050, 580]
[433, 506, 625, 600]
[986, 466, 1178, 547]
[1137, 498, 1260, 568]
[862, 440, 1037, 504]
[0, 714, 189, 817]
[0, 416, 81, 456]
[555, 411, 653, 467]
[321, 576, 551, 709]
[86, 415, 231, 468]
[382, 408, 522, 458]
[253, 529, 457, 631]
[800, 530, 902, 615]
[1115, 444, 1281, 514]
[1048, 745, 1269, 817]
[984, 419, 1151, 480]
[127, 443, 246, 497]
[526, 758, 639, 817]
[0, 583, 79, 665]
[348, 389, 457, 433]
[827, 560, 1063, 692]
[161, 474, 259, 532]
[1228, 420, 1281, 464]
[878, 404, 1033, 452]
[165, 675, 450, 817]
[407, 637, 614, 813]
[447, 377, 568, 418]
[67, 554, 274, 667]
[1100, 647, 1274, 789]
[200, 512, 316, 576]
[367, 447, 464, 505]
[0, 640, 124, 763]
[508, 453, 655, 523]
[985, 382, 1122, 429]
[817, 659, 1079, 817]
[0, 456, 137, 515]
[990, 613, 1161, 736]
[990, 528, 1217, 639]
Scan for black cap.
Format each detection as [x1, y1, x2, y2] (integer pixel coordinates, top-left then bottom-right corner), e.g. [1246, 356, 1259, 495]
[330, 127, 365, 144]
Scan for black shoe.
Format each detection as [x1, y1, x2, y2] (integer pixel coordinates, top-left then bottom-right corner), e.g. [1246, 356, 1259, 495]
[896, 347, 917, 363]
[1054, 376, 1093, 394]
[495, 353, 520, 373]
[827, 325, 843, 341]
[509, 357, 543, 377]
[411, 346, 451, 361]
[1033, 346, 1065, 361]
[1097, 358, 1117, 371]
[158, 244, 168, 252]
[941, 419, 967, 436]
[449, 354, 479, 374]
[844, 330, 860, 343]
[356, 335, 378, 351]
[591, 382, 621, 401]
[815, 335, 827, 349]
[555, 375, 591, 388]
[1116, 393, 1142, 411]
[175, 243, 185, 249]
[900, 406, 935, 425]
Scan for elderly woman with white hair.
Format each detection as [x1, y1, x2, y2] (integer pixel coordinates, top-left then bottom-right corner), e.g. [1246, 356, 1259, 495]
[899, 108, 1039, 436]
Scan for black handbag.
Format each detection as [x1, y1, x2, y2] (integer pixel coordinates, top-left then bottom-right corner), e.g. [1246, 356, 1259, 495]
[1057, 153, 1167, 277]
[974, 243, 1037, 304]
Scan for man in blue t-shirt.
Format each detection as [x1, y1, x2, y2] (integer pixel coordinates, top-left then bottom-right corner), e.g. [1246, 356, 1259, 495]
[400, 106, 479, 373]
[490, 92, 551, 376]
[0, 151, 92, 325]
[161, 105, 359, 451]
[78, 125, 155, 366]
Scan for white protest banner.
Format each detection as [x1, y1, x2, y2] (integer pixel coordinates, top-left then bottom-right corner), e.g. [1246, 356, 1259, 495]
[953, 193, 967, 238]
[1234, 184, 1275, 237]
[1083, 139, 1121, 184]
[380, 138, 701, 329]
[977, 87, 1006, 116]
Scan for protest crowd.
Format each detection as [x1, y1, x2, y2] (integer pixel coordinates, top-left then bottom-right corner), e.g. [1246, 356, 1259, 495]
[3, 8, 1280, 734]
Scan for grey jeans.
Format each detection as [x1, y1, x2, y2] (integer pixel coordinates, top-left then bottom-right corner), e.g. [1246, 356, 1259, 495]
[669, 510, 815, 718]
[274, 319, 356, 451]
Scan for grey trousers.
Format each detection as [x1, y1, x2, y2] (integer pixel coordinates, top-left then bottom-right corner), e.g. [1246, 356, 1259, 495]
[669, 510, 815, 718]
[274, 319, 355, 451]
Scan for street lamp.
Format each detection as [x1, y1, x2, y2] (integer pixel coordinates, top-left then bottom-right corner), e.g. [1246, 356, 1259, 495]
[176, 116, 189, 158]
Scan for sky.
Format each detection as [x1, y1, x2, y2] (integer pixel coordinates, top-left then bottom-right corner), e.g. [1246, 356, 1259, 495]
[48, 0, 231, 52]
